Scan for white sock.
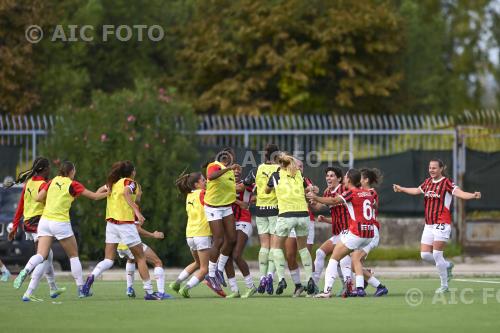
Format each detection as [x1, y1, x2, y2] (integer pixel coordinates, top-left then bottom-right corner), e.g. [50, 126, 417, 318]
[186, 276, 200, 289]
[323, 259, 338, 293]
[217, 255, 230, 272]
[208, 261, 217, 278]
[243, 275, 254, 289]
[176, 269, 191, 283]
[367, 276, 381, 288]
[433, 250, 449, 288]
[421, 252, 435, 264]
[313, 249, 326, 284]
[290, 268, 301, 285]
[44, 250, 57, 290]
[91, 259, 114, 278]
[143, 279, 153, 294]
[126, 263, 135, 288]
[228, 277, 239, 293]
[70, 257, 83, 287]
[154, 267, 165, 293]
[26, 259, 48, 296]
[25, 254, 44, 273]
[340, 256, 352, 282]
[1, 264, 9, 273]
[355, 275, 364, 289]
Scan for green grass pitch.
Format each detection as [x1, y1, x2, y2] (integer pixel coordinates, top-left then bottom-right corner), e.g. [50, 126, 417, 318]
[1, 278, 500, 332]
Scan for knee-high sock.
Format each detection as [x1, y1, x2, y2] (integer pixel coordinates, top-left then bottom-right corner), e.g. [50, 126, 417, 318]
[186, 276, 200, 289]
[258, 247, 269, 278]
[289, 268, 301, 285]
[154, 267, 165, 293]
[217, 254, 230, 272]
[26, 259, 49, 296]
[25, 254, 44, 273]
[267, 249, 276, 277]
[126, 263, 135, 288]
[433, 250, 449, 288]
[367, 276, 381, 288]
[313, 249, 326, 284]
[323, 259, 339, 293]
[273, 249, 286, 281]
[208, 261, 217, 278]
[176, 269, 190, 283]
[91, 259, 114, 278]
[339, 256, 352, 282]
[298, 248, 313, 282]
[421, 252, 435, 265]
[70, 257, 83, 287]
[244, 275, 254, 289]
[44, 249, 57, 290]
[228, 277, 239, 293]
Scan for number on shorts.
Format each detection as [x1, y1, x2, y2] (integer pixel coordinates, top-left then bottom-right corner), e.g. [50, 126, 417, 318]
[363, 199, 374, 221]
[435, 223, 445, 230]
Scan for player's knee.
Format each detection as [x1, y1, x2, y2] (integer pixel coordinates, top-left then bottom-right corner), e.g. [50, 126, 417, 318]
[153, 258, 163, 267]
[212, 236, 224, 249]
[199, 266, 208, 276]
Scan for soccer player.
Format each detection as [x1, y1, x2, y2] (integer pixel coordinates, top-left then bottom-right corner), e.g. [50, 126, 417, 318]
[0, 260, 11, 282]
[393, 159, 481, 293]
[204, 148, 239, 294]
[359, 168, 388, 297]
[284, 158, 318, 297]
[243, 143, 280, 294]
[224, 165, 257, 298]
[311, 167, 353, 296]
[9, 157, 65, 301]
[172, 172, 215, 298]
[82, 161, 163, 300]
[307, 169, 376, 298]
[13, 161, 108, 297]
[265, 153, 316, 296]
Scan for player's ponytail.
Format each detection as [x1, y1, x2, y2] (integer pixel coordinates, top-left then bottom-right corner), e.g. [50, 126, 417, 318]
[106, 161, 135, 189]
[175, 172, 202, 195]
[346, 168, 361, 188]
[9, 157, 50, 187]
[278, 153, 298, 177]
[360, 168, 383, 187]
[264, 143, 280, 163]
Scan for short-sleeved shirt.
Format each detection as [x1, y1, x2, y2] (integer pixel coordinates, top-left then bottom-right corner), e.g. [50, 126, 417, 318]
[418, 177, 457, 225]
[340, 187, 376, 238]
[323, 184, 349, 235]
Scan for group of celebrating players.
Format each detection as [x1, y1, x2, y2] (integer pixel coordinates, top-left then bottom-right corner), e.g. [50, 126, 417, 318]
[3, 142, 481, 301]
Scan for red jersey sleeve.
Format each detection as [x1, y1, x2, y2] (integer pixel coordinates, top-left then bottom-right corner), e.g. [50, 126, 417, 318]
[207, 164, 222, 178]
[199, 189, 206, 205]
[40, 180, 51, 191]
[418, 178, 428, 194]
[341, 190, 353, 203]
[444, 178, 457, 194]
[69, 180, 86, 197]
[12, 184, 26, 232]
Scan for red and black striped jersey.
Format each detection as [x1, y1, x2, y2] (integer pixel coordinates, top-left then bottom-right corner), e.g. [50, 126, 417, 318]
[324, 184, 349, 236]
[369, 188, 380, 230]
[341, 187, 375, 238]
[232, 182, 253, 223]
[418, 177, 457, 225]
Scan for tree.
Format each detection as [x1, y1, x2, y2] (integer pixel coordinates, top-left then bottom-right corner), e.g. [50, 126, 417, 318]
[177, 0, 404, 115]
[41, 80, 199, 264]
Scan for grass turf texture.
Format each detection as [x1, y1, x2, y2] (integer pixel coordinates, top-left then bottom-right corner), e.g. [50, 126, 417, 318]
[1, 278, 499, 332]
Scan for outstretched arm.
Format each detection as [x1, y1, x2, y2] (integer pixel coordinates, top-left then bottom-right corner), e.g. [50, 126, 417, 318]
[393, 184, 422, 196]
[453, 188, 481, 200]
[306, 192, 344, 206]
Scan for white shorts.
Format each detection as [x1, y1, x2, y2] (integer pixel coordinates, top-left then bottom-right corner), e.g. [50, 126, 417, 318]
[204, 205, 233, 222]
[362, 226, 380, 255]
[25, 232, 38, 242]
[105, 222, 141, 247]
[421, 224, 451, 245]
[329, 229, 349, 245]
[187, 236, 212, 251]
[37, 218, 74, 240]
[289, 222, 315, 245]
[117, 243, 149, 260]
[341, 231, 373, 251]
[235, 222, 253, 239]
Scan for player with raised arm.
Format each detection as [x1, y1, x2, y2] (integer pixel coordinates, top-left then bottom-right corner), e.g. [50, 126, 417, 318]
[393, 159, 481, 293]
[308, 169, 375, 298]
[13, 161, 108, 298]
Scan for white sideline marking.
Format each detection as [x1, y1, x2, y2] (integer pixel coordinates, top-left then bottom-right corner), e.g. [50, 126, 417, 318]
[454, 279, 500, 284]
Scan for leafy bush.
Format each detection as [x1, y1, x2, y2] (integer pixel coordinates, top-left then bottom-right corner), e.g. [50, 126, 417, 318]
[41, 80, 199, 265]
